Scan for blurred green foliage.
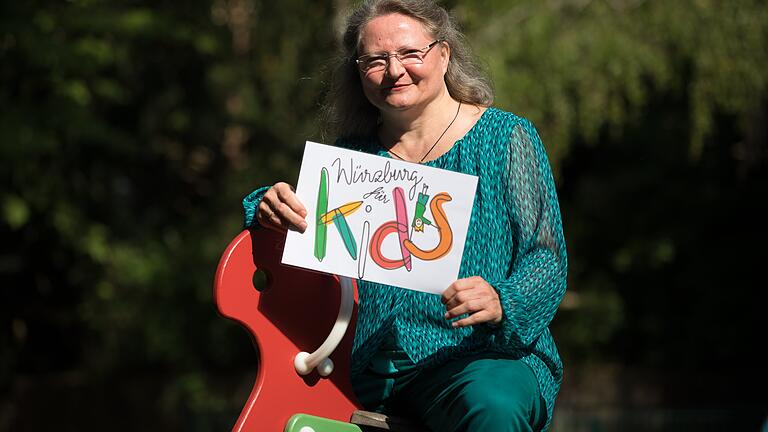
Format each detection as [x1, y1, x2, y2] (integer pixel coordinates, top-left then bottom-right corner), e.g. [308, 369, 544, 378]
[455, 0, 768, 164]
[1, 0, 766, 430]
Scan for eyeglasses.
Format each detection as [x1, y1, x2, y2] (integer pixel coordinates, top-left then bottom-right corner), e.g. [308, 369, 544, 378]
[355, 39, 444, 73]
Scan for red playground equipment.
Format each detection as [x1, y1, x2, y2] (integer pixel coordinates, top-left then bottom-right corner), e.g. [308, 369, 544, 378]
[213, 228, 424, 432]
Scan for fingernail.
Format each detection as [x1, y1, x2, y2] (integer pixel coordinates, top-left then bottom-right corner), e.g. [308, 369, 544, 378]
[444, 312, 450, 319]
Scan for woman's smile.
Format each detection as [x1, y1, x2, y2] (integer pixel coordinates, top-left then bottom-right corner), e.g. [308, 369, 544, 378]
[384, 83, 412, 91]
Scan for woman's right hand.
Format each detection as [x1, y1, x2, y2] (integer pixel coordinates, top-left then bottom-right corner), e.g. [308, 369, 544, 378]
[257, 182, 308, 233]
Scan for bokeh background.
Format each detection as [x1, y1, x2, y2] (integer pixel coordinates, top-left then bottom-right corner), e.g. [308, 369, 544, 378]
[1, 0, 766, 430]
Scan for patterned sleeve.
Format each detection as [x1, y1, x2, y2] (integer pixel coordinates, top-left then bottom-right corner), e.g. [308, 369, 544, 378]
[488, 118, 568, 349]
[242, 186, 271, 228]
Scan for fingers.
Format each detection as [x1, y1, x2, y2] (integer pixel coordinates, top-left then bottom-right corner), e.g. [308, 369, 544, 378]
[442, 277, 502, 328]
[444, 297, 485, 318]
[258, 182, 308, 232]
[452, 310, 498, 328]
[258, 202, 289, 232]
[445, 297, 502, 328]
[441, 276, 484, 310]
[275, 184, 308, 219]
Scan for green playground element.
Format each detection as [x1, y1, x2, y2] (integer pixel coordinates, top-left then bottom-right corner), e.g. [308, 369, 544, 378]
[284, 413, 363, 432]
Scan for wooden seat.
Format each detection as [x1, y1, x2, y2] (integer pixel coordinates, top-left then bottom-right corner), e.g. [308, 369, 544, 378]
[214, 229, 426, 432]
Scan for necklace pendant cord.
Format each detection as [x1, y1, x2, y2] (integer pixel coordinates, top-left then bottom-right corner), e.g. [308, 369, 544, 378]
[388, 101, 462, 163]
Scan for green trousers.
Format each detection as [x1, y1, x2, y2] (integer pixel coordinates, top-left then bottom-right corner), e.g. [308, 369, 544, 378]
[353, 334, 547, 432]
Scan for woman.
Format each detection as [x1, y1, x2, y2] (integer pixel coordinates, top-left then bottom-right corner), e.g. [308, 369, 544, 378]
[242, 1, 567, 431]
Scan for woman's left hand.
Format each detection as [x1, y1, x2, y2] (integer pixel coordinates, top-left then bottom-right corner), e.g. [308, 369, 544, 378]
[441, 276, 503, 328]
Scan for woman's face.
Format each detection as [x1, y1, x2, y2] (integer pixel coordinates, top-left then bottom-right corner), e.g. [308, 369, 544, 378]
[357, 13, 449, 114]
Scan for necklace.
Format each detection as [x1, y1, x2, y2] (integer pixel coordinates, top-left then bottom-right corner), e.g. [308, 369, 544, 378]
[388, 101, 462, 163]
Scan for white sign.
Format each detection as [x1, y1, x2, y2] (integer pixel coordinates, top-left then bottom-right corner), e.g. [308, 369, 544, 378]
[282, 141, 478, 295]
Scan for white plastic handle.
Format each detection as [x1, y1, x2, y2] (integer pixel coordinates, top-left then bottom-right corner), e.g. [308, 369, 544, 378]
[293, 276, 354, 376]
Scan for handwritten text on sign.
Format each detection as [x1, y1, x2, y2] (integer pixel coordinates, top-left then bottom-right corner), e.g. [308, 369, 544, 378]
[282, 141, 478, 294]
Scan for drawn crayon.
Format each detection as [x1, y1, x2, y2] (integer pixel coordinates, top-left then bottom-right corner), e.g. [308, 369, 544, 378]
[332, 209, 358, 260]
[319, 201, 363, 225]
[314, 168, 329, 261]
[393, 187, 412, 271]
[358, 221, 370, 279]
[412, 184, 433, 232]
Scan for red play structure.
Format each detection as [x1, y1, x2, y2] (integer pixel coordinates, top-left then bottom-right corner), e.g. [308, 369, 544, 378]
[213, 228, 424, 432]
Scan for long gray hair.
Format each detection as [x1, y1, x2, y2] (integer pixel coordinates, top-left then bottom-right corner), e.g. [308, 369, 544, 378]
[321, 0, 494, 140]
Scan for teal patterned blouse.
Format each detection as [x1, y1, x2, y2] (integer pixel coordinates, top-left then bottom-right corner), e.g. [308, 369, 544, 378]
[242, 107, 568, 428]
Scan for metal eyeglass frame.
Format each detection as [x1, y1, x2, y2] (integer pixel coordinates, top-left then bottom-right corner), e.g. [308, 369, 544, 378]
[355, 39, 444, 73]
